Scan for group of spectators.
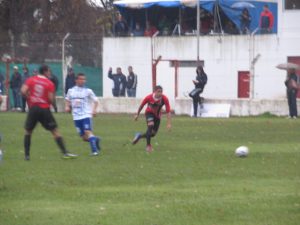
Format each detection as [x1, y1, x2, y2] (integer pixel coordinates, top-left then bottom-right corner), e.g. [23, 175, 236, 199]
[113, 5, 274, 37]
[114, 14, 160, 37]
[6, 65, 60, 112]
[108, 66, 138, 97]
[0, 65, 78, 112]
[1, 66, 39, 112]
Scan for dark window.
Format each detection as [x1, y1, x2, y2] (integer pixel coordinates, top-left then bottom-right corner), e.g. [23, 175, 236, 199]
[285, 0, 300, 9]
[170, 60, 204, 68]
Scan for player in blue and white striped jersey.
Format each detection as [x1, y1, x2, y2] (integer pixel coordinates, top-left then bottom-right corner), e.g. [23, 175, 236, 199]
[65, 73, 101, 156]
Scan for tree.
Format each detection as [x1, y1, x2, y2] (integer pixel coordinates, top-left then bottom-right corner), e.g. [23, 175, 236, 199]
[0, 0, 114, 65]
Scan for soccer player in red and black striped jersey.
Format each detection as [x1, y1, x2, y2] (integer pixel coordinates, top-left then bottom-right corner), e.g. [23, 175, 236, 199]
[132, 85, 171, 152]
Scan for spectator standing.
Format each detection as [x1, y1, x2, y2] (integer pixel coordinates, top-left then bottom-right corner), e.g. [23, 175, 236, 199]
[0, 72, 4, 110]
[260, 5, 274, 34]
[108, 67, 127, 97]
[158, 15, 171, 36]
[120, 72, 127, 97]
[65, 68, 76, 95]
[10, 66, 22, 111]
[32, 69, 38, 76]
[21, 67, 30, 112]
[132, 22, 144, 37]
[0, 72, 4, 94]
[144, 21, 158, 37]
[0, 82, 2, 109]
[49, 70, 59, 113]
[126, 66, 137, 97]
[240, 8, 251, 34]
[189, 66, 208, 117]
[114, 14, 128, 37]
[285, 68, 298, 118]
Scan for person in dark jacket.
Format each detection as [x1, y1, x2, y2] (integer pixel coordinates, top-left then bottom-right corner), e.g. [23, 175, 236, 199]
[0, 81, 2, 108]
[240, 8, 251, 34]
[189, 65, 208, 117]
[126, 66, 137, 97]
[10, 66, 22, 110]
[285, 68, 298, 118]
[49, 70, 59, 113]
[21, 67, 30, 112]
[259, 5, 274, 34]
[65, 68, 75, 95]
[0, 72, 4, 94]
[108, 67, 127, 97]
[114, 14, 128, 37]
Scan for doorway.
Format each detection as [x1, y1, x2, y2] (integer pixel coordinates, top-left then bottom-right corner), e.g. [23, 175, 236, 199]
[238, 71, 250, 98]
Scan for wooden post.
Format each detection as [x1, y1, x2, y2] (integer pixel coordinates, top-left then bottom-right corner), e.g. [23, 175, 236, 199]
[174, 60, 179, 98]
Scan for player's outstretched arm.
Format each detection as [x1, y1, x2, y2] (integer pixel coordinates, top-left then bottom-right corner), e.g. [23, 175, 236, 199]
[166, 112, 172, 131]
[92, 100, 99, 117]
[65, 100, 71, 113]
[21, 84, 29, 97]
[134, 97, 147, 121]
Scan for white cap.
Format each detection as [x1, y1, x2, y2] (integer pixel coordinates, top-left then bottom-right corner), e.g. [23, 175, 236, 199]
[13, 66, 18, 70]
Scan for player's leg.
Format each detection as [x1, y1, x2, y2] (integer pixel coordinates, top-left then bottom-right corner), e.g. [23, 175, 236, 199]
[151, 117, 161, 137]
[23, 107, 39, 160]
[24, 129, 33, 161]
[81, 118, 100, 155]
[41, 108, 77, 158]
[132, 113, 152, 145]
[145, 117, 160, 152]
[142, 114, 155, 152]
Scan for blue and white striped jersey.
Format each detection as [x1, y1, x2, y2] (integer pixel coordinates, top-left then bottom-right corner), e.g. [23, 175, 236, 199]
[66, 86, 98, 120]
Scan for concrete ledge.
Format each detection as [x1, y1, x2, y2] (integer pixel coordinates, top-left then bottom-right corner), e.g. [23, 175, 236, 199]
[64, 97, 291, 116]
[1, 96, 292, 117]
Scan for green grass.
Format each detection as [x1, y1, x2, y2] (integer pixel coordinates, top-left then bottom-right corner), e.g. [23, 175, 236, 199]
[0, 113, 299, 225]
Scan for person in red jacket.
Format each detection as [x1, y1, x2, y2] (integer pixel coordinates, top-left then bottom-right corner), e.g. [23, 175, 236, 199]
[132, 85, 171, 152]
[259, 4, 274, 34]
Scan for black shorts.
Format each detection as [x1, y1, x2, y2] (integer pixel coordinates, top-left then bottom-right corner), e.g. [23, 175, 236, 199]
[145, 113, 160, 132]
[24, 106, 57, 131]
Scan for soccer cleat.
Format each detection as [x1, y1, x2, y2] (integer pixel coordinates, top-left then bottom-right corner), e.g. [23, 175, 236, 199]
[24, 155, 30, 161]
[96, 137, 101, 151]
[146, 144, 153, 153]
[90, 151, 99, 156]
[62, 152, 78, 159]
[132, 133, 142, 145]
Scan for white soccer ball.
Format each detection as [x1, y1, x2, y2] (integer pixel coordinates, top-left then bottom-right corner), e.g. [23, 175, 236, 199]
[235, 146, 249, 157]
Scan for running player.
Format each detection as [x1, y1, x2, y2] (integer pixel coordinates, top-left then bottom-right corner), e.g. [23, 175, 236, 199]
[21, 64, 77, 160]
[65, 73, 101, 156]
[132, 85, 171, 152]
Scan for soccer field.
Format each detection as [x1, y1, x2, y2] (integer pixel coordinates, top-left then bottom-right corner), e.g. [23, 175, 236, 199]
[0, 113, 299, 225]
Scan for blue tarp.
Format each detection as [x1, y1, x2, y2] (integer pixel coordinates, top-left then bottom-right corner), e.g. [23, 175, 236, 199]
[114, 0, 215, 11]
[219, 0, 277, 33]
[114, 0, 278, 33]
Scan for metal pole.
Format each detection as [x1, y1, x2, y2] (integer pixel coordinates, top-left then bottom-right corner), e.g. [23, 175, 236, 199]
[196, 0, 200, 63]
[249, 28, 259, 99]
[62, 32, 70, 96]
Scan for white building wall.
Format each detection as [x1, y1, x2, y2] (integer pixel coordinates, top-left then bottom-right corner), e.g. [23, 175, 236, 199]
[103, 4, 300, 101]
